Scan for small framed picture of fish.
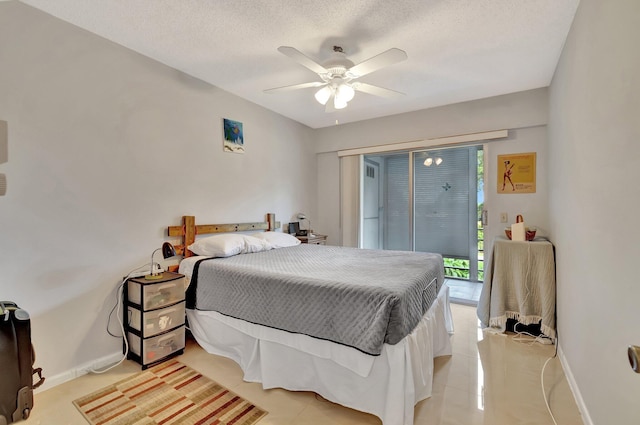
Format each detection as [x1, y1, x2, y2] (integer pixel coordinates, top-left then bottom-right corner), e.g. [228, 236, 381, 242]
[223, 118, 244, 154]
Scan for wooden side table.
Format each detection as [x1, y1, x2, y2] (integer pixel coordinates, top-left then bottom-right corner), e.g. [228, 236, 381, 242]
[296, 234, 327, 245]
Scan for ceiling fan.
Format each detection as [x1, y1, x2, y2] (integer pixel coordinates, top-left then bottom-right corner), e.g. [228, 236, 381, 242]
[264, 45, 408, 111]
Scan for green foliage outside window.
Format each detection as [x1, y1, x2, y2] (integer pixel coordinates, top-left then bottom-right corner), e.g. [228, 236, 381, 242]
[443, 218, 485, 281]
[443, 257, 470, 278]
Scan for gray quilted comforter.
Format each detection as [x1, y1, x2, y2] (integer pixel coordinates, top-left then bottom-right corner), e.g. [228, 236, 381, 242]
[186, 244, 444, 355]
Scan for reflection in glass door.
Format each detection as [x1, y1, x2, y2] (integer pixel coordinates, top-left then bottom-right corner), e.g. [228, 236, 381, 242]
[362, 159, 381, 249]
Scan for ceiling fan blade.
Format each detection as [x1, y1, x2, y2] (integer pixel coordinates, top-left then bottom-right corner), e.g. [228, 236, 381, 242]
[352, 82, 405, 98]
[348, 48, 408, 78]
[264, 81, 326, 93]
[277, 46, 328, 75]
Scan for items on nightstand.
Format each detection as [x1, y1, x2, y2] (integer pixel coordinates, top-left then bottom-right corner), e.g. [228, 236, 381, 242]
[296, 234, 327, 245]
[124, 272, 186, 369]
[297, 213, 312, 237]
[288, 221, 300, 235]
[146, 242, 177, 280]
[504, 214, 537, 241]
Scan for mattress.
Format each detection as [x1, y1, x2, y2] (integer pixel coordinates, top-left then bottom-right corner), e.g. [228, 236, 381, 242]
[184, 244, 444, 355]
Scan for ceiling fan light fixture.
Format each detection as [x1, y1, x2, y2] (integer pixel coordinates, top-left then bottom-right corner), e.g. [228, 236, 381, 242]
[314, 86, 332, 105]
[334, 97, 348, 109]
[424, 157, 433, 166]
[335, 83, 355, 103]
[267, 45, 408, 114]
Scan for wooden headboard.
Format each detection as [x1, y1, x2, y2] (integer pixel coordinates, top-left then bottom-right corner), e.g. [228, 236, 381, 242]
[166, 213, 280, 265]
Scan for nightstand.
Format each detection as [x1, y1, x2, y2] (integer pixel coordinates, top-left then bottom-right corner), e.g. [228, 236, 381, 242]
[124, 271, 186, 369]
[478, 237, 556, 339]
[296, 234, 327, 245]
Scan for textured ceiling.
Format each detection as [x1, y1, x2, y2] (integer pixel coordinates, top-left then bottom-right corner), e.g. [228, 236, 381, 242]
[20, 0, 580, 129]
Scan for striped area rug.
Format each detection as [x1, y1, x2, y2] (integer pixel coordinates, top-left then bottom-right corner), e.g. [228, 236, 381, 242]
[73, 360, 267, 425]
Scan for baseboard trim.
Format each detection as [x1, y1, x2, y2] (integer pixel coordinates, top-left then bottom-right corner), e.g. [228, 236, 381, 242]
[558, 345, 594, 425]
[35, 351, 124, 393]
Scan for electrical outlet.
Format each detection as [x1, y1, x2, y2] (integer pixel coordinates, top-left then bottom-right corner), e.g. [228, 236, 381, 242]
[500, 212, 508, 223]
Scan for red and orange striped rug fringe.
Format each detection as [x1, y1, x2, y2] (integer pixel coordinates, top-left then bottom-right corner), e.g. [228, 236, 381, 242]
[73, 360, 267, 425]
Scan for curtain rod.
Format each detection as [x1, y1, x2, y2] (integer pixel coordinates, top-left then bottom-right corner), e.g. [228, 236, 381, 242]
[337, 129, 508, 157]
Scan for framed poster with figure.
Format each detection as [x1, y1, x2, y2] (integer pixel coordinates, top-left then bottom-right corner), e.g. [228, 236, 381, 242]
[497, 152, 536, 193]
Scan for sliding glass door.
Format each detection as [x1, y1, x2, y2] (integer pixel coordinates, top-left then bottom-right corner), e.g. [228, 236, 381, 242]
[362, 145, 483, 281]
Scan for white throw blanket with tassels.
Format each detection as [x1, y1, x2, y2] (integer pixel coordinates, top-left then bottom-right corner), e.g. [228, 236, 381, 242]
[477, 237, 556, 339]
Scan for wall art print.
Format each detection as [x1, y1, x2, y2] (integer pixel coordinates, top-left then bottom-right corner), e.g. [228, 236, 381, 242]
[223, 118, 244, 154]
[497, 152, 536, 193]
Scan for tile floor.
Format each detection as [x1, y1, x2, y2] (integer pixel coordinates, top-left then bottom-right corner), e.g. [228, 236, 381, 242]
[446, 278, 483, 305]
[23, 303, 584, 425]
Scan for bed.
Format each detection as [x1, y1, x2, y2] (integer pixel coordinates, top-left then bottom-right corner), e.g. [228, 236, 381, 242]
[167, 214, 453, 425]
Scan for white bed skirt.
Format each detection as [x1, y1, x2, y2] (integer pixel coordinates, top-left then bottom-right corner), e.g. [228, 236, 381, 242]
[186, 285, 453, 425]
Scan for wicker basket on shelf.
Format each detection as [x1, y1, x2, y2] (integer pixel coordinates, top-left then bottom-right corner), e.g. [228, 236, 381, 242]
[504, 214, 537, 241]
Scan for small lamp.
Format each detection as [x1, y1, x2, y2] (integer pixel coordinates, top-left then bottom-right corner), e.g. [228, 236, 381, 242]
[145, 242, 177, 280]
[297, 213, 311, 236]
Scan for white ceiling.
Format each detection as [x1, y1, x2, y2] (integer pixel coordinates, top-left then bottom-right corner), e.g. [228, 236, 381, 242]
[20, 0, 580, 129]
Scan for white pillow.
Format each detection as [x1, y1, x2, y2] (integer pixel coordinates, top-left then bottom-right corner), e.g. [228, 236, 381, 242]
[252, 231, 301, 248]
[242, 235, 273, 253]
[188, 234, 272, 257]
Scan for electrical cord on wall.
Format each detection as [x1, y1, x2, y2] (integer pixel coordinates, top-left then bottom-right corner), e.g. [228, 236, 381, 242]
[107, 278, 128, 338]
[90, 264, 148, 374]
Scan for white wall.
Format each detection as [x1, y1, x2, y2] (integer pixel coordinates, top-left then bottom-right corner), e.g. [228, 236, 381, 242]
[314, 88, 548, 154]
[548, 0, 640, 424]
[314, 89, 550, 250]
[0, 2, 316, 387]
[316, 152, 340, 245]
[484, 126, 549, 251]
